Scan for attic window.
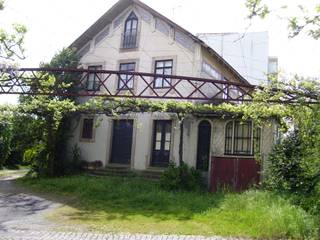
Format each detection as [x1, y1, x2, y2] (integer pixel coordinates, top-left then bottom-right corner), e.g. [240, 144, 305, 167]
[202, 61, 222, 80]
[122, 12, 138, 49]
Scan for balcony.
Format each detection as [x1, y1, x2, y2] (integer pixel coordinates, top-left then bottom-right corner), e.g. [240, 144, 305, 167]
[121, 30, 139, 49]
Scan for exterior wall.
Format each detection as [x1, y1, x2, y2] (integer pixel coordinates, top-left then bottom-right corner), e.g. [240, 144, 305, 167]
[68, 112, 276, 170]
[79, 4, 203, 99]
[69, 3, 276, 179]
[69, 112, 181, 169]
[77, 4, 243, 101]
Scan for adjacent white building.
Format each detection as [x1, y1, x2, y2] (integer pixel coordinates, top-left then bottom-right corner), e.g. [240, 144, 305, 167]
[197, 32, 278, 85]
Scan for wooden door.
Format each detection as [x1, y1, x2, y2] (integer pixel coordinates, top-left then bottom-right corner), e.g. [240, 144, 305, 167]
[196, 120, 211, 171]
[151, 120, 172, 167]
[110, 120, 133, 165]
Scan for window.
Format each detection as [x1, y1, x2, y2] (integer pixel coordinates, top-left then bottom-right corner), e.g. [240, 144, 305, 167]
[225, 121, 261, 156]
[118, 62, 135, 89]
[122, 12, 138, 49]
[222, 78, 229, 100]
[202, 61, 221, 80]
[154, 60, 173, 88]
[86, 65, 102, 91]
[81, 118, 94, 140]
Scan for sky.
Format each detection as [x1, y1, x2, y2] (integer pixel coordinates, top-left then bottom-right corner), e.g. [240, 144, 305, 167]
[0, 0, 319, 103]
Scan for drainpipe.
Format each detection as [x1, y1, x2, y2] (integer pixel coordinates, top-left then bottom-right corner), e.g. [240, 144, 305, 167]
[178, 118, 184, 166]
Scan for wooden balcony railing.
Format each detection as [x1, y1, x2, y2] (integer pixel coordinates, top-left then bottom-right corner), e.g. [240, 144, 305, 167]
[0, 67, 318, 104]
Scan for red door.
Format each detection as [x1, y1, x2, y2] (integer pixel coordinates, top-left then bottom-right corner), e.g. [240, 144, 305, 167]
[211, 157, 260, 192]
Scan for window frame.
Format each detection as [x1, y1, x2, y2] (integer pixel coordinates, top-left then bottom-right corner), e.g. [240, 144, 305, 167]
[202, 61, 222, 80]
[153, 59, 173, 89]
[122, 12, 139, 49]
[80, 117, 95, 142]
[86, 65, 102, 91]
[224, 120, 261, 156]
[118, 62, 136, 90]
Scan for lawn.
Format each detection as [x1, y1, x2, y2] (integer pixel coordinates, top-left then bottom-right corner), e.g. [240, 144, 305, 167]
[17, 175, 318, 239]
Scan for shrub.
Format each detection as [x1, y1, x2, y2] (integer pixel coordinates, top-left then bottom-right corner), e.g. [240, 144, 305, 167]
[63, 144, 83, 174]
[160, 161, 204, 191]
[23, 142, 48, 177]
[264, 130, 318, 194]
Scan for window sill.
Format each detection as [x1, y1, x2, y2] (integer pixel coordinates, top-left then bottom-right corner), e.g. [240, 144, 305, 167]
[222, 154, 256, 159]
[117, 88, 134, 91]
[79, 138, 95, 143]
[119, 47, 139, 52]
[153, 86, 171, 89]
[85, 89, 101, 92]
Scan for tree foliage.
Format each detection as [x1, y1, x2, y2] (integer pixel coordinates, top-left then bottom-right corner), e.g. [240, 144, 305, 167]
[245, 0, 320, 39]
[0, 0, 26, 61]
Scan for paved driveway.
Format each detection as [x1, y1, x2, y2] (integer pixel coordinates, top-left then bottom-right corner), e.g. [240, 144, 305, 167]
[0, 174, 241, 240]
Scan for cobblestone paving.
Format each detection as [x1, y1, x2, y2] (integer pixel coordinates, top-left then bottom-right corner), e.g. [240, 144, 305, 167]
[0, 230, 239, 240]
[0, 174, 242, 240]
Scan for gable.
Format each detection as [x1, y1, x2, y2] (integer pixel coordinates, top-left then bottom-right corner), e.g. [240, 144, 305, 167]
[71, 0, 250, 85]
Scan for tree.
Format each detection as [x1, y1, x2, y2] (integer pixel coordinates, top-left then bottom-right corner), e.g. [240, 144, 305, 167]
[245, 0, 320, 39]
[0, 0, 26, 61]
[18, 48, 80, 176]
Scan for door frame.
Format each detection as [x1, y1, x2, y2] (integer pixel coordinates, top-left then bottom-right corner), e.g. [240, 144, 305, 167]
[107, 116, 137, 168]
[196, 120, 212, 172]
[148, 114, 176, 168]
[194, 119, 214, 184]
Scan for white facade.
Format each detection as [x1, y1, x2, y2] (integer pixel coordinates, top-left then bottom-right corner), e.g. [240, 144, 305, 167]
[68, 0, 276, 182]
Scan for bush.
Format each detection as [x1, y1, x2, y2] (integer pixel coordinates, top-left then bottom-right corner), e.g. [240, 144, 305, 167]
[23, 142, 49, 177]
[62, 144, 83, 174]
[160, 161, 204, 191]
[264, 130, 318, 194]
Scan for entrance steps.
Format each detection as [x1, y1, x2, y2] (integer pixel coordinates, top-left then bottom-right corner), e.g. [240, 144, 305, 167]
[87, 164, 165, 180]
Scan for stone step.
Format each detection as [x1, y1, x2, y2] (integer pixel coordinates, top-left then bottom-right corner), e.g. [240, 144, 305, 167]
[88, 168, 165, 180]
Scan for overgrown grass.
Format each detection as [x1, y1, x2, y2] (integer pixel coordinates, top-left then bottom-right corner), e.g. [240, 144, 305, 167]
[17, 175, 318, 239]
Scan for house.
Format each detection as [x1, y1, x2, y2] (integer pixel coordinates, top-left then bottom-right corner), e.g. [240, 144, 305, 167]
[197, 32, 278, 85]
[68, 0, 278, 191]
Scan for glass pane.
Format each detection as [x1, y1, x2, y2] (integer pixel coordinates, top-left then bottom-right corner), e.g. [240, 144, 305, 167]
[125, 20, 132, 31]
[88, 73, 95, 81]
[163, 78, 171, 87]
[132, 20, 138, 29]
[155, 78, 163, 87]
[127, 77, 133, 88]
[156, 61, 164, 68]
[165, 132, 171, 141]
[87, 80, 94, 90]
[156, 68, 163, 74]
[155, 141, 161, 150]
[156, 132, 161, 141]
[164, 68, 172, 75]
[165, 142, 170, 151]
[128, 63, 135, 71]
[165, 61, 172, 67]
[120, 64, 127, 71]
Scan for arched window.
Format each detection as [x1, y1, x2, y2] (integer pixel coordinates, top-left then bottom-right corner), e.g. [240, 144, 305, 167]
[225, 120, 261, 156]
[122, 12, 138, 49]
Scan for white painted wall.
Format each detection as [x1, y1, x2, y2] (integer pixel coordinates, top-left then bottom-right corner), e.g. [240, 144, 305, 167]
[68, 4, 276, 172]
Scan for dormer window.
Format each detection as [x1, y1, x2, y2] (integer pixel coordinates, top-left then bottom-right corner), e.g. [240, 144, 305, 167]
[122, 12, 138, 49]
